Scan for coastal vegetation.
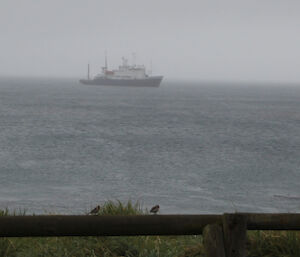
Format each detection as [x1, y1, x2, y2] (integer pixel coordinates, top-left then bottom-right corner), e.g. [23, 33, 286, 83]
[0, 201, 299, 257]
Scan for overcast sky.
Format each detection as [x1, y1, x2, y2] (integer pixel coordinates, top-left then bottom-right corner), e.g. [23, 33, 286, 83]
[0, 0, 300, 82]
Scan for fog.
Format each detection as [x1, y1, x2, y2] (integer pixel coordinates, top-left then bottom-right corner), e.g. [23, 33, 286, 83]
[0, 0, 300, 82]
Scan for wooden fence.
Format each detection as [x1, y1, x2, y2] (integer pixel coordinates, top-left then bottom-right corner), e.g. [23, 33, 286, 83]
[0, 213, 300, 257]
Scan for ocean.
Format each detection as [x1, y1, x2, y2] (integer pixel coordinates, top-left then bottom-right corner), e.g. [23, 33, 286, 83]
[0, 78, 300, 214]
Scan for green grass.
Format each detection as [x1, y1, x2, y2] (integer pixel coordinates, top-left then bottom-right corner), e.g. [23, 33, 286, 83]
[0, 202, 300, 257]
[96, 200, 145, 215]
[247, 231, 300, 257]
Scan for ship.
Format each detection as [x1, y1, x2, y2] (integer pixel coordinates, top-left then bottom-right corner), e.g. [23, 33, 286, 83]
[79, 55, 163, 87]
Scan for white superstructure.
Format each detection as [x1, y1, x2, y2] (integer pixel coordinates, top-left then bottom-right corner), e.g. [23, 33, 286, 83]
[97, 57, 147, 80]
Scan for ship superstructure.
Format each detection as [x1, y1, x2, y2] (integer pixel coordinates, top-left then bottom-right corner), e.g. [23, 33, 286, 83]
[79, 55, 163, 87]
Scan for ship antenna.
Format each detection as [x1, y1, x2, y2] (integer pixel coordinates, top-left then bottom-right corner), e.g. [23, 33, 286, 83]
[105, 51, 108, 69]
[149, 60, 152, 75]
[132, 52, 136, 67]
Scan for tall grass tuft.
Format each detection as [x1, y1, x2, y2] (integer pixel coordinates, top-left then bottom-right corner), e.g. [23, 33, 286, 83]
[0, 209, 9, 217]
[97, 200, 144, 215]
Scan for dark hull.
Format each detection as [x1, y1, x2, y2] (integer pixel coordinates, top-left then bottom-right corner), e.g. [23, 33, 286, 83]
[79, 76, 163, 87]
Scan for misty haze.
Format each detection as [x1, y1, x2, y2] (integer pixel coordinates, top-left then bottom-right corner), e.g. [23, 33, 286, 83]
[0, 1, 300, 255]
[1, 0, 300, 83]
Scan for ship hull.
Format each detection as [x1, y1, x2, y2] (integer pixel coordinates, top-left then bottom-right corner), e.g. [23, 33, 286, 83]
[79, 76, 163, 87]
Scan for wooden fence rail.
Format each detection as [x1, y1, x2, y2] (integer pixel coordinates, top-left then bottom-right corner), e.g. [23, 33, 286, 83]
[0, 215, 219, 237]
[0, 213, 299, 237]
[0, 213, 299, 257]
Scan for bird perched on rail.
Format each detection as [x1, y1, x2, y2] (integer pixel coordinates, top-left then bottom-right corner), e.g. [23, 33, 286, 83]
[90, 205, 100, 215]
[150, 205, 160, 214]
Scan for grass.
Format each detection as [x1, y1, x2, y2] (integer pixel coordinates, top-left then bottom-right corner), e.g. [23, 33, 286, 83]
[96, 200, 144, 215]
[247, 231, 300, 257]
[0, 202, 300, 257]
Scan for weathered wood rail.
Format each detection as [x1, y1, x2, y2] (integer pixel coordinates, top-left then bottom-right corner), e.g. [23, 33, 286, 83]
[0, 213, 299, 257]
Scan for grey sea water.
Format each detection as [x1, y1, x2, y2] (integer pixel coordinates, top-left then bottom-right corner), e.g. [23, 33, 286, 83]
[0, 78, 300, 214]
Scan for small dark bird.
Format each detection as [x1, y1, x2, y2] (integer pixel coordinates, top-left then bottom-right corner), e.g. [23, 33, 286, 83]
[150, 205, 160, 214]
[90, 205, 100, 215]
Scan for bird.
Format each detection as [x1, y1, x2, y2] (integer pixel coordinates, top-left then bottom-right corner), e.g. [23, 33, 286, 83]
[150, 205, 160, 214]
[90, 205, 100, 215]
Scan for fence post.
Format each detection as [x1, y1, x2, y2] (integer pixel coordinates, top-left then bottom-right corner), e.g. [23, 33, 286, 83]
[203, 223, 226, 257]
[222, 214, 247, 257]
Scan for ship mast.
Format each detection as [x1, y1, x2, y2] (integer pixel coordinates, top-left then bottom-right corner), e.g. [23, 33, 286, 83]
[87, 63, 90, 80]
[132, 52, 136, 67]
[105, 51, 108, 70]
